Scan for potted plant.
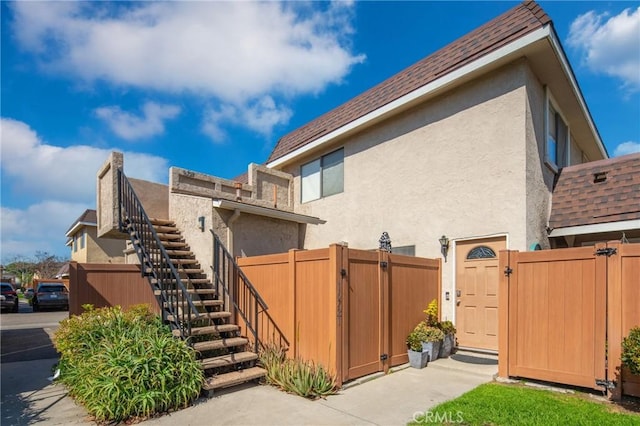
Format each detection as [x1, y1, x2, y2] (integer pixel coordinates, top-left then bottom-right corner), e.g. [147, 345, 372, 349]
[415, 321, 444, 362]
[406, 329, 429, 369]
[438, 320, 457, 358]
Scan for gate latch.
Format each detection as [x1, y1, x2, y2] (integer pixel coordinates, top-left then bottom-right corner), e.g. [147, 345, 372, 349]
[595, 378, 616, 390]
[595, 247, 617, 257]
[380, 354, 388, 361]
[379, 261, 388, 269]
[504, 266, 513, 277]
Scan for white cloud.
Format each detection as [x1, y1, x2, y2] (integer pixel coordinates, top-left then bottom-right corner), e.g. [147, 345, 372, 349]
[9, 2, 364, 99]
[1, 201, 87, 261]
[95, 102, 181, 141]
[0, 118, 168, 203]
[614, 141, 640, 156]
[202, 97, 292, 142]
[0, 118, 171, 261]
[567, 7, 640, 91]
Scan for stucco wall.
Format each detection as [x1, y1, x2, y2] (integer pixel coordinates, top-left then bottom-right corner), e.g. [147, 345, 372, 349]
[524, 64, 554, 250]
[169, 193, 216, 281]
[283, 61, 537, 320]
[233, 215, 299, 258]
[86, 227, 126, 263]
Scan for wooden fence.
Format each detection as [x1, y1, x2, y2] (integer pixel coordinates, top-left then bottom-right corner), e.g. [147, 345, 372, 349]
[68, 262, 158, 316]
[238, 245, 441, 385]
[498, 242, 640, 398]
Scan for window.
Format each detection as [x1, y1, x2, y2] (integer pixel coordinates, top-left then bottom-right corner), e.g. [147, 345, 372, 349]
[466, 246, 496, 259]
[80, 231, 85, 249]
[73, 235, 77, 253]
[301, 148, 344, 203]
[546, 97, 568, 169]
[392, 245, 415, 256]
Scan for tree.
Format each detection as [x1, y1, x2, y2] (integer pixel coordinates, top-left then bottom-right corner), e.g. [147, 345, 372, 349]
[4, 256, 37, 288]
[34, 251, 67, 279]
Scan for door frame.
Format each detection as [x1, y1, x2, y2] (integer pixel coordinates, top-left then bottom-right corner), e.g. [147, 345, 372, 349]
[451, 233, 509, 340]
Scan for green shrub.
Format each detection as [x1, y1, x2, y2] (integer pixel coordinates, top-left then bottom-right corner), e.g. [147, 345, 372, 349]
[259, 345, 337, 399]
[53, 304, 203, 422]
[438, 320, 457, 335]
[413, 321, 444, 342]
[406, 329, 424, 351]
[622, 327, 640, 375]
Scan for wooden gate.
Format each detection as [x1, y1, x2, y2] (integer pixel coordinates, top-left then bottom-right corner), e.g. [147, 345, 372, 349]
[341, 250, 441, 382]
[238, 245, 441, 385]
[499, 242, 640, 397]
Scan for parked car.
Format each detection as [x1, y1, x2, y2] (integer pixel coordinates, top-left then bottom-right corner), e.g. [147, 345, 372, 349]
[0, 283, 19, 313]
[32, 283, 69, 311]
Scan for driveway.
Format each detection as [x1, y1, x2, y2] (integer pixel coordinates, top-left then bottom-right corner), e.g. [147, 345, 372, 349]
[1, 302, 86, 425]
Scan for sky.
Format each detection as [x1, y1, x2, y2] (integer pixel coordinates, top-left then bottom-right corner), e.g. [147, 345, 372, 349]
[1, 1, 639, 263]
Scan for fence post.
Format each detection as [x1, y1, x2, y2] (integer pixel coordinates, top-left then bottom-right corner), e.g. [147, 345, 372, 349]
[606, 242, 623, 400]
[288, 248, 297, 359]
[498, 250, 512, 379]
[381, 249, 390, 374]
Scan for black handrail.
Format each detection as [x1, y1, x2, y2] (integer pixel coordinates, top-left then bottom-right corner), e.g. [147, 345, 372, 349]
[117, 168, 198, 339]
[211, 231, 289, 352]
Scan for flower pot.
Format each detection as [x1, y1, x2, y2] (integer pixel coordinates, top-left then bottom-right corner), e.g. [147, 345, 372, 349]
[439, 334, 455, 358]
[421, 340, 441, 362]
[408, 349, 429, 369]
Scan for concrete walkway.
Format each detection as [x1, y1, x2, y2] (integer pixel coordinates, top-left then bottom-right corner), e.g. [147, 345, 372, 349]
[1, 352, 497, 425]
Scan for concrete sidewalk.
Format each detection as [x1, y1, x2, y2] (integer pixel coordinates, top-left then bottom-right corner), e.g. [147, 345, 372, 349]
[1, 352, 497, 425]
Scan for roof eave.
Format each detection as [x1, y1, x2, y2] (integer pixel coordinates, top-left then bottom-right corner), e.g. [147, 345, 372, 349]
[65, 221, 96, 238]
[549, 219, 640, 237]
[267, 23, 607, 169]
[212, 199, 326, 225]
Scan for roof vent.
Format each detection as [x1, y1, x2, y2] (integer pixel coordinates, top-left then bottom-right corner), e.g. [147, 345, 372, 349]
[593, 172, 607, 183]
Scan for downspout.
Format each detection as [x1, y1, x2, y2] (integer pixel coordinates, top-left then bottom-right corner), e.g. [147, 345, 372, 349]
[227, 209, 241, 255]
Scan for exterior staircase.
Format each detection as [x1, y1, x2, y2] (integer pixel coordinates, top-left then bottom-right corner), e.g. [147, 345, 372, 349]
[117, 169, 277, 395]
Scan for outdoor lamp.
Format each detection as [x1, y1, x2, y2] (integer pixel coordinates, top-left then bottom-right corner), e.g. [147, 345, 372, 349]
[439, 235, 449, 262]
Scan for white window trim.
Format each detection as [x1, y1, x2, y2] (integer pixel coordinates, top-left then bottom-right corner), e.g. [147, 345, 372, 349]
[544, 88, 570, 172]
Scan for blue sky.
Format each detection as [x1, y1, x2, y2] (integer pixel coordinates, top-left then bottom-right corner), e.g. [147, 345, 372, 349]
[1, 1, 639, 263]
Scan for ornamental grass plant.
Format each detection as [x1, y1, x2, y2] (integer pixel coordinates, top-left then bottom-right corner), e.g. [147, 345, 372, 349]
[53, 304, 203, 422]
[259, 344, 337, 399]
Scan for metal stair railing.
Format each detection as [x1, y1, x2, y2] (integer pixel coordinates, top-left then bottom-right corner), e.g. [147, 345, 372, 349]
[117, 168, 198, 339]
[211, 231, 289, 353]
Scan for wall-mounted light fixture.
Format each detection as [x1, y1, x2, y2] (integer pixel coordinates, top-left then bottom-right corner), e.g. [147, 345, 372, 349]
[198, 216, 205, 232]
[439, 235, 450, 262]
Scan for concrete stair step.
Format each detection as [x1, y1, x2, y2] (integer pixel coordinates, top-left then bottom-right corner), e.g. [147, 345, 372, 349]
[167, 311, 231, 322]
[193, 336, 248, 352]
[182, 323, 239, 337]
[162, 242, 189, 248]
[199, 351, 258, 370]
[163, 299, 222, 309]
[153, 225, 179, 233]
[165, 249, 194, 256]
[171, 258, 199, 265]
[156, 233, 183, 241]
[149, 218, 175, 226]
[153, 288, 216, 296]
[202, 366, 266, 391]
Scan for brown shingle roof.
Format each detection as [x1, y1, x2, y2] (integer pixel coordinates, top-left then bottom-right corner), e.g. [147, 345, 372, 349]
[65, 209, 97, 235]
[549, 153, 640, 229]
[267, 1, 551, 163]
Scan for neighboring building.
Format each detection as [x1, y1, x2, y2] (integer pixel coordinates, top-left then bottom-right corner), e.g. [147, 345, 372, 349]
[66, 209, 126, 263]
[97, 1, 635, 354]
[549, 153, 640, 247]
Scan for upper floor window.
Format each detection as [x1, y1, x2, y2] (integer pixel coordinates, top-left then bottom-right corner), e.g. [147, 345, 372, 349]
[80, 231, 85, 250]
[73, 235, 78, 253]
[301, 148, 344, 203]
[546, 96, 568, 170]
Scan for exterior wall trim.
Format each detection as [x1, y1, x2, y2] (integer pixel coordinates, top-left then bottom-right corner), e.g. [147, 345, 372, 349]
[549, 220, 640, 237]
[212, 199, 325, 224]
[65, 222, 96, 238]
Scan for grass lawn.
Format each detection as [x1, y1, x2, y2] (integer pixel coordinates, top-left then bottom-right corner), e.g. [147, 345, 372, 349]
[411, 382, 640, 425]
